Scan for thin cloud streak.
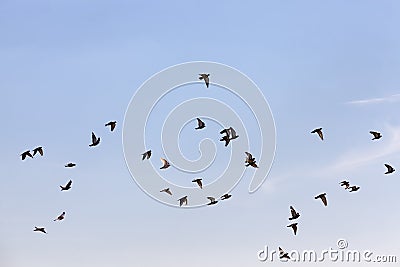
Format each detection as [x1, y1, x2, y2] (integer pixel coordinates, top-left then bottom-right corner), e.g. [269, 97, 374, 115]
[346, 93, 400, 105]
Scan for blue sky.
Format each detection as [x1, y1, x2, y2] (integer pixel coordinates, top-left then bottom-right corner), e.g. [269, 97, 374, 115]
[1, 1, 400, 266]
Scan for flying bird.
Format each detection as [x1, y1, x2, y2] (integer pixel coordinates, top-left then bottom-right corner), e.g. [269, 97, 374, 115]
[315, 193, 328, 206]
[65, 162, 76, 168]
[207, 197, 218, 205]
[348, 186, 360, 192]
[105, 121, 117, 131]
[60, 180, 72, 191]
[33, 227, 47, 234]
[279, 247, 290, 260]
[220, 193, 232, 200]
[384, 164, 395, 174]
[370, 131, 382, 140]
[32, 146, 43, 157]
[53, 211, 65, 221]
[220, 127, 239, 146]
[160, 188, 172, 195]
[141, 150, 152, 160]
[287, 223, 298, 235]
[89, 132, 100, 147]
[245, 152, 259, 168]
[192, 178, 203, 189]
[160, 158, 170, 169]
[311, 128, 323, 140]
[20, 150, 33, 160]
[198, 73, 210, 88]
[195, 118, 205, 130]
[178, 196, 188, 207]
[289, 206, 300, 220]
[340, 180, 350, 189]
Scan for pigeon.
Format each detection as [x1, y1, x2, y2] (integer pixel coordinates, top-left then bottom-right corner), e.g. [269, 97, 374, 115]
[207, 197, 218, 205]
[178, 196, 188, 207]
[288, 206, 300, 220]
[105, 121, 117, 132]
[340, 180, 350, 189]
[198, 73, 210, 88]
[219, 135, 231, 147]
[65, 163, 76, 168]
[192, 178, 203, 189]
[370, 131, 382, 140]
[195, 118, 205, 130]
[245, 152, 259, 168]
[348, 186, 360, 192]
[141, 150, 152, 160]
[89, 132, 100, 147]
[32, 146, 43, 157]
[160, 158, 170, 169]
[33, 227, 47, 234]
[315, 193, 328, 206]
[20, 150, 33, 160]
[384, 164, 395, 174]
[220, 127, 239, 146]
[220, 193, 232, 200]
[311, 128, 323, 140]
[287, 223, 298, 235]
[279, 247, 290, 260]
[160, 188, 172, 195]
[60, 180, 72, 191]
[53, 211, 65, 221]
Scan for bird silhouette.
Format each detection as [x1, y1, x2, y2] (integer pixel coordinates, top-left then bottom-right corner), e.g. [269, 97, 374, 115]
[192, 178, 203, 189]
[53, 211, 65, 221]
[195, 118, 205, 130]
[289, 206, 300, 220]
[160, 158, 170, 169]
[65, 162, 76, 168]
[348, 186, 360, 192]
[220, 193, 232, 200]
[89, 132, 100, 147]
[141, 150, 152, 160]
[315, 193, 328, 206]
[220, 127, 239, 146]
[370, 131, 382, 140]
[207, 197, 218, 205]
[245, 152, 259, 168]
[287, 223, 298, 235]
[384, 164, 395, 174]
[105, 121, 117, 131]
[160, 188, 172, 195]
[311, 128, 323, 140]
[20, 150, 33, 160]
[60, 180, 72, 191]
[340, 180, 350, 189]
[279, 247, 290, 260]
[32, 146, 43, 157]
[198, 73, 210, 88]
[178, 196, 188, 207]
[33, 227, 47, 234]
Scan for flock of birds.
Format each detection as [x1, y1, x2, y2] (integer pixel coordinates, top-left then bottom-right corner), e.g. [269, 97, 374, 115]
[278, 128, 392, 260]
[25, 121, 118, 234]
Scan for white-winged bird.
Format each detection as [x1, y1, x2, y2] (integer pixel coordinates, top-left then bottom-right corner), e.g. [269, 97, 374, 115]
[287, 222, 298, 235]
[32, 146, 43, 157]
[288, 206, 300, 220]
[160, 158, 170, 169]
[370, 131, 382, 140]
[198, 73, 210, 88]
[105, 121, 117, 132]
[315, 193, 328, 206]
[20, 150, 33, 160]
[195, 118, 205, 130]
[311, 128, 323, 140]
[89, 132, 100, 147]
[60, 180, 72, 191]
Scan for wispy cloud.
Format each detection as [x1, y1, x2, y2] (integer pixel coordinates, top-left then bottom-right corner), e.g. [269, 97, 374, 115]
[346, 93, 400, 105]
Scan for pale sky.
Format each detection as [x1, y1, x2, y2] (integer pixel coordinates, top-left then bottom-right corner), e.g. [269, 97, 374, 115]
[1, 1, 400, 266]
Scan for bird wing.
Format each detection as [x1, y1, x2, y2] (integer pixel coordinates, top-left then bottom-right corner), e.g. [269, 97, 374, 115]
[38, 147, 43, 156]
[207, 197, 215, 202]
[293, 224, 298, 235]
[321, 195, 327, 206]
[160, 158, 168, 166]
[220, 128, 229, 135]
[111, 122, 116, 131]
[197, 180, 203, 189]
[91, 132, 97, 143]
[385, 164, 392, 171]
[204, 76, 209, 88]
[66, 180, 72, 187]
[290, 206, 297, 217]
[229, 127, 237, 138]
[245, 152, 252, 160]
[317, 130, 324, 140]
[197, 118, 204, 127]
